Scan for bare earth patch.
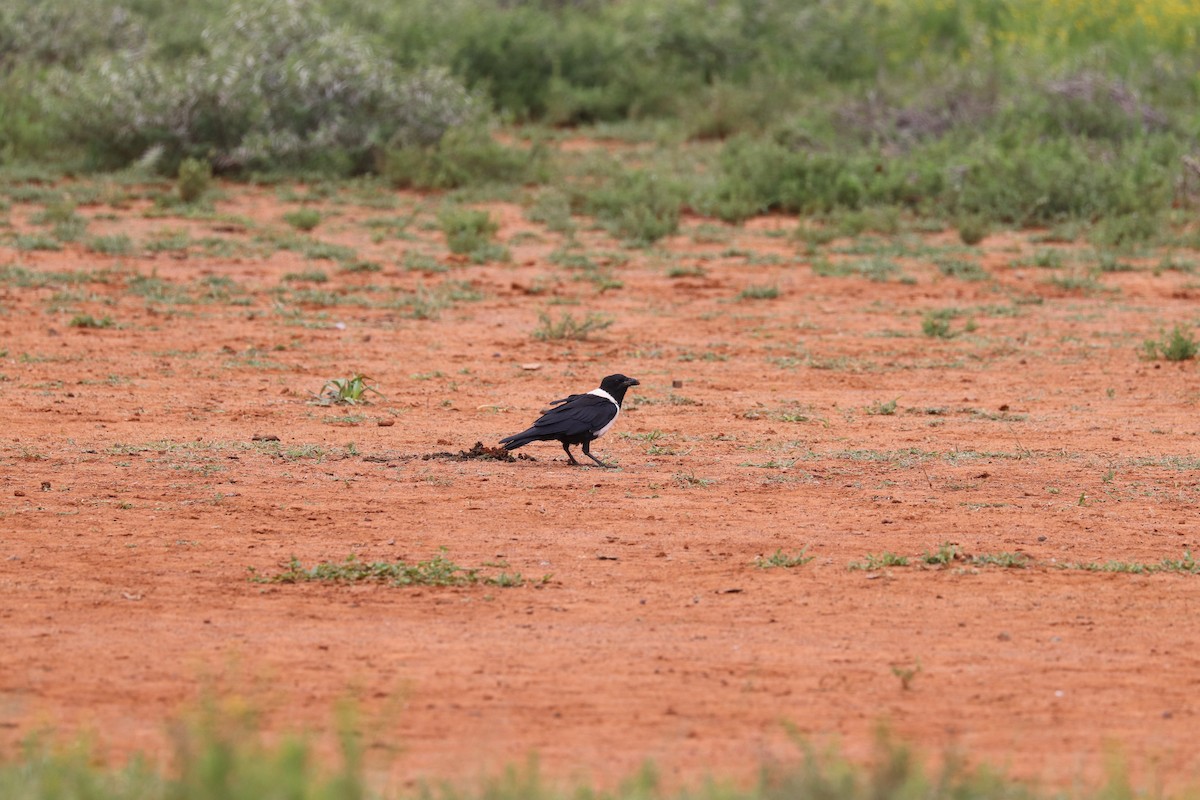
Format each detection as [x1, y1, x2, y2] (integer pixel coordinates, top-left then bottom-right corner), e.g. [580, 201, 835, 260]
[1, 182, 1199, 792]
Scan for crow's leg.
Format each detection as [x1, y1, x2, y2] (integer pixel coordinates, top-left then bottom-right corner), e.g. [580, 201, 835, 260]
[561, 441, 582, 466]
[581, 439, 614, 469]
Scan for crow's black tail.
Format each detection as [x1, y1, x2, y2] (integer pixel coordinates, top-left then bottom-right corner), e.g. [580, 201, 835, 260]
[499, 429, 539, 451]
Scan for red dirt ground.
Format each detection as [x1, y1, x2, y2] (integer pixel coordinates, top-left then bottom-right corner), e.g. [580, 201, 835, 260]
[2, 180, 1199, 792]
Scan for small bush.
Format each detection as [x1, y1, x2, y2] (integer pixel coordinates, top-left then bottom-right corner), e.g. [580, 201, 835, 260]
[956, 216, 988, 246]
[385, 126, 548, 190]
[738, 284, 780, 301]
[580, 169, 683, 245]
[87, 234, 134, 256]
[313, 375, 382, 406]
[177, 157, 211, 203]
[48, 0, 482, 173]
[950, 136, 1176, 226]
[283, 208, 321, 231]
[922, 311, 954, 339]
[532, 311, 613, 341]
[1142, 325, 1197, 362]
[438, 207, 498, 255]
[935, 257, 988, 281]
[525, 187, 575, 234]
[69, 313, 114, 329]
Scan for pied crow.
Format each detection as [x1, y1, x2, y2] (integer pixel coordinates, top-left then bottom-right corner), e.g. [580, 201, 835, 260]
[499, 374, 640, 467]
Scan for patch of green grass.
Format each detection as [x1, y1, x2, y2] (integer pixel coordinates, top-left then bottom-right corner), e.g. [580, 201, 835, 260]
[312, 375, 383, 406]
[754, 547, 813, 569]
[252, 550, 527, 587]
[1046, 273, 1104, 294]
[128, 273, 193, 305]
[145, 230, 192, 253]
[526, 187, 575, 234]
[283, 270, 329, 283]
[1141, 324, 1197, 362]
[621, 429, 691, 456]
[970, 552, 1029, 569]
[866, 398, 898, 416]
[1064, 550, 1198, 575]
[737, 284, 780, 301]
[258, 231, 356, 262]
[340, 259, 382, 274]
[283, 208, 322, 231]
[934, 257, 989, 281]
[0, 265, 111, 288]
[921, 312, 954, 339]
[15, 233, 62, 251]
[1031, 249, 1066, 269]
[548, 248, 625, 291]
[667, 264, 707, 278]
[438, 206, 498, 255]
[402, 251, 447, 272]
[301, 240, 357, 262]
[87, 234, 135, 255]
[68, 313, 115, 329]
[672, 471, 712, 488]
[922, 542, 960, 566]
[1095, 251, 1135, 272]
[176, 157, 212, 203]
[322, 413, 367, 425]
[532, 310, 613, 341]
[848, 552, 909, 570]
[812, 256, 898, 282]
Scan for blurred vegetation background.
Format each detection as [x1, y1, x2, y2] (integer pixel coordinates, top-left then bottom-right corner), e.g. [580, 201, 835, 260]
[2, 0, 1199, 234]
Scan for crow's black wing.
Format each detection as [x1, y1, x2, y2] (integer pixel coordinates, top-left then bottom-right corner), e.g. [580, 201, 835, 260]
[545, 393, 583, 409]
[525, 394, 617, 438]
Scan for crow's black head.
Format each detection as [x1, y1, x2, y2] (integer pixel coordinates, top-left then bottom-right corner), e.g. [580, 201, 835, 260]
[599, 373, 640, 405]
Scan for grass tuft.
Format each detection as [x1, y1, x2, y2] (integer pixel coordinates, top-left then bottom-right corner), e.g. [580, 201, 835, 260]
[312, 375, 383, 406]
[532, 311, 613, 341]
[754, 548, 813, 569]
[252, 550, 526, 587]
[1141, 324, 1197, 362]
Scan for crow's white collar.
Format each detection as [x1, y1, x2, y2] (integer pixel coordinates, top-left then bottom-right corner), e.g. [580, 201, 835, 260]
[587, 387, 618, 406]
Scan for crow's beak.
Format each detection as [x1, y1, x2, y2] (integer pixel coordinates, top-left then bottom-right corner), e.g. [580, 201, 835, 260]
[625, 378, 640, 386]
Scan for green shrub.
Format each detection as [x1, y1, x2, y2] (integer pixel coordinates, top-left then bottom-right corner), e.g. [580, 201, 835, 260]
[533, 310, 613, 341]
[738, 284, 780, 301]
[438, 207, 498, 255]
[87, 234, 134, 255]
[177, 157, 211, 203]
[385, 126, 547, 190]
[0, 2, 143, 72]
[283, 208, 322, 232]
[579, 169, 683, 245]
[1142, 325, 1198, 362]
[921, 311, 954, 339]
[705, 137, 911, 222]
[950, 135, 1176, 225]
[956, 216, 988, 246]
[69, 313, 114, 329]
[47, 0, 481, 173]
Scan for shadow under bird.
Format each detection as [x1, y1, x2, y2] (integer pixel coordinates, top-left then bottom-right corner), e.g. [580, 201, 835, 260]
[499, 374, 640, 467]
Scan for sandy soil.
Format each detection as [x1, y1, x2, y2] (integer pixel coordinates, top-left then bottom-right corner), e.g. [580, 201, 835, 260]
[2, 179, 1199, 792]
